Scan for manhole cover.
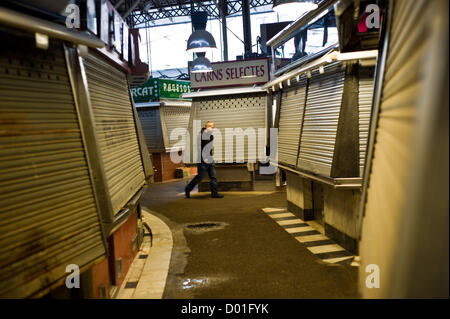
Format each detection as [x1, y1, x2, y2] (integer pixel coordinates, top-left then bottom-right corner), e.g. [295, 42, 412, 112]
[187, 223, 220, 229]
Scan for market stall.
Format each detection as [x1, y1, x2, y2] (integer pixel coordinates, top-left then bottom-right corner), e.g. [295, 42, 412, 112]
[264, 0, 380, 254]
[183, 58, 273, 191]
[134, 78, 194, 182]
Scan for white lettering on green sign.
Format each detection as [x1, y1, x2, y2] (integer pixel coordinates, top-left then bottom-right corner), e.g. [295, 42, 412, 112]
[131, 79, 191, 102]
[132, 86, 154, 97]
[162, 82, 191, 94]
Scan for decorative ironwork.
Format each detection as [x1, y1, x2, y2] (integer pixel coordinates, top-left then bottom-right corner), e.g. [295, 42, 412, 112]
[113, 0, 274, 28]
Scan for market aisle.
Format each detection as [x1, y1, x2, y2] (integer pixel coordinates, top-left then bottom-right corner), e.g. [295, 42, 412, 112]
[140, 179, 359, 299]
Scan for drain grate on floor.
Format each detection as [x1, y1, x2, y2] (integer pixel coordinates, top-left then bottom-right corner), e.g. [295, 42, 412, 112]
[124, 281, 139, 289]
[185, 222, 228, 233]
[187, 223, 221, 229]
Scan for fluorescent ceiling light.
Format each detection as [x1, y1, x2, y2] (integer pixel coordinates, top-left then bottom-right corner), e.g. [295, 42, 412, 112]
[272, 0, 318, 15]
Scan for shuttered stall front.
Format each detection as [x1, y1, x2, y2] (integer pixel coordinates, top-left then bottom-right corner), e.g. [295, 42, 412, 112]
[0, 35, 105, 298]
[192, 93, 266, 163]
[297, 62, 345, 176]
[277, 77, 307, 167]
[360, 0, 437, 297]
[137, 106, 165, 152]
[160, 103, 191, 151]
[358, 66, 375, 177]
[83, 52, 145, 215]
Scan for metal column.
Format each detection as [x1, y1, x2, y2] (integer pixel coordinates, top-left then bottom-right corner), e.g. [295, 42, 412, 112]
[220, 0, 229, 61]
[242, 0, 252, 55]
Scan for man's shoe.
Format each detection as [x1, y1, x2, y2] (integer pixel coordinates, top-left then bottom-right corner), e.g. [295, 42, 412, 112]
[185, 188, 190, 198]
[211, 194, 223, 198]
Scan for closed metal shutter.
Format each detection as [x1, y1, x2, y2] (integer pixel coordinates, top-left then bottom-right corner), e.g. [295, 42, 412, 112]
[192, 93, 266, 162]
[0, 36, 105, 297]
[297, 62, 345, 176]
[83, 52, 145, 215]
[278, 78, 307, 167]
[360, 0, 434, 297]
[358, 67, 375, 177]
[160, 104, 191, 150]
[137, 107, 165, 152]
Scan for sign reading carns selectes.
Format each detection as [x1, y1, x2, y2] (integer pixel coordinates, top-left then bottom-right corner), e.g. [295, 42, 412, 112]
[190, 58, 270, 89]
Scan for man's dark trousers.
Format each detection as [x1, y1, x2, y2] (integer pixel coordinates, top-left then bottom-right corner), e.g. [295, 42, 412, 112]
[186, 162, 219, 195]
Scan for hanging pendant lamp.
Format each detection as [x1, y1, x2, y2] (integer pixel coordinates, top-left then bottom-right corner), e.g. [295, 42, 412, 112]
[191, 52, 213, 73]
[186, 30, 217, 53]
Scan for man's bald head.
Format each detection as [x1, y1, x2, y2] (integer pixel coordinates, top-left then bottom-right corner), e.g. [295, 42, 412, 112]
[205, 121, 215, 130]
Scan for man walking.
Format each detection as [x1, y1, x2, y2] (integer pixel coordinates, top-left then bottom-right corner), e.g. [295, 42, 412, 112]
[185, 121, 223, 198]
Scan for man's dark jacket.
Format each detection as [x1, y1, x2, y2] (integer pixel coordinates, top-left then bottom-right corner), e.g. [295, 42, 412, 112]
[200, 127, 213, 164]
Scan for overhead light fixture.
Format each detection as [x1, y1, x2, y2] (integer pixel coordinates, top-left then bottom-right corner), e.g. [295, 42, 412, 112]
[186, 30, 217, 53]
[272, 0, 318, 14]
[191, 53, 213, 73]
[35, 33, 48, 50]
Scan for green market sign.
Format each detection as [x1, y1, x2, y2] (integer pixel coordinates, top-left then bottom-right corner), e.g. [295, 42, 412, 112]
[131, 78, 191, 103]
[159, 79, 191, 99]
[132, 78, 159, 102]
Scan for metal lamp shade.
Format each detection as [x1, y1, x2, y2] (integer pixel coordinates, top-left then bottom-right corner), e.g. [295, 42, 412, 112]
[272, 0, 318, 14]
[191, 56, 213, 73]
[186, 30, 217, 53]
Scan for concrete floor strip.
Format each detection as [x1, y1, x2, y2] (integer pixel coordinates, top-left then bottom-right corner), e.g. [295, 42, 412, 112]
[295, 234, 329, 242]
[262, 208, 288, 213]
[286, 226, 315, 233]
[116, 209, 173, 299]
[315, 250, 353, 260]
[268, 212, 296, 218]
[277, 219, 304, 226]
[285, 226, 313, 233]
[308, 244, 345, 254]
[272, 216, 300, 221]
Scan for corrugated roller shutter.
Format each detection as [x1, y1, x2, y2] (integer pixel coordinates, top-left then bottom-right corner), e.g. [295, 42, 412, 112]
[278, 78, 307, 167]
[160, 104, 191, 150]
[193, 93, 266, 162]
[358, 67, 375, 177]
[0, 35, 105, 298]
[137, 107, 165, 152]
[83, 52, 145, 215]
[360, 0, 430, 297]
[297, 62, 345, 176]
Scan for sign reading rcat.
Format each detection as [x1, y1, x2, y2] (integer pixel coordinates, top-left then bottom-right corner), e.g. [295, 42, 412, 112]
[131, 79, 191, 103]
[132, 78, 159, 102]
[190, 58, 270, 89]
